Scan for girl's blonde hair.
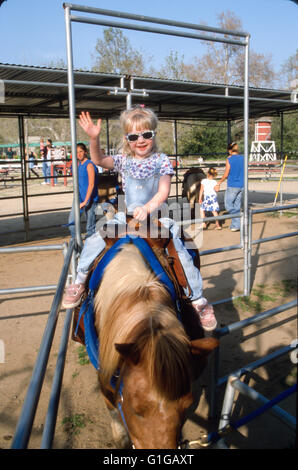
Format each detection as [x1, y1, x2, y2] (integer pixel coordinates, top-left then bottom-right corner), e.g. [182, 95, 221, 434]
[208, 167, 217, 177]
[120, 106, 159, 155]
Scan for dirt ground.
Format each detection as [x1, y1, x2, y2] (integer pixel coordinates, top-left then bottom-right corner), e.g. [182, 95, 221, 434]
[0, 173, 297, 450]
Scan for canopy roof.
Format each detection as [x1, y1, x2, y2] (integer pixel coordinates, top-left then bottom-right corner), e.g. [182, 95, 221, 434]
[0, 63, 297, 121]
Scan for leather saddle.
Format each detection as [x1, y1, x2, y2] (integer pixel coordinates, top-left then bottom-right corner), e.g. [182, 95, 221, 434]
[71, 215, 201, 345]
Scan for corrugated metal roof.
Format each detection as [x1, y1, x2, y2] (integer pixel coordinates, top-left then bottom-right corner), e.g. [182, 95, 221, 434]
[0, 63, 297, 120]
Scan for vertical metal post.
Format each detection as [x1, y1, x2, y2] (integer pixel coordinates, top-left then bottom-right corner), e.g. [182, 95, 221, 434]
[64, 5, 82, 249]
[247, 207, 253, 294]
[126, 92, 132, 110]
[227, 119, 231, 145]
[280, 111, 284, 160]
[243, 35, 250, 296]
[209, 343, 220, 418]
[173, 120, 179, 202]
[218, 373, 240, 431]
[106, 117, 110, 155]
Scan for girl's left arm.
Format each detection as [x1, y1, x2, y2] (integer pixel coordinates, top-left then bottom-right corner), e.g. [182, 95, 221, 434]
[133, 174, 171, 220]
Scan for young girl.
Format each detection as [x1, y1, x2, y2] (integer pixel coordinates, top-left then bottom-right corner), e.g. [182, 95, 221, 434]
[199, 167, 221, 230]
[62, 106, 217, 332]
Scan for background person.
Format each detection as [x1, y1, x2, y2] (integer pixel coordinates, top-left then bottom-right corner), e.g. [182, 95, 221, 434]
[40, 138, 49, 184]
[198, 167, 221, 230]
[67, 143, 99, 239]
[27, 150, 39, 178]
[218, 142, 244, 232]
[45, 139, 58, 185]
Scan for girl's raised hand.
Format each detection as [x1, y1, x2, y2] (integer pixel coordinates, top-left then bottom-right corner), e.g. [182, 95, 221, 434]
[79, 111, 101, 138]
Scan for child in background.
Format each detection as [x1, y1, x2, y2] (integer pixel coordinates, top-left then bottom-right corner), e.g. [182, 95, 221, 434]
[62, 106, 217, 331]
[199, 167, 221, 230]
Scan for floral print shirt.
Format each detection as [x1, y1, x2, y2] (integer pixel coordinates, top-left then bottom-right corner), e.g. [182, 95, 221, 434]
[112, 153, 174, 192]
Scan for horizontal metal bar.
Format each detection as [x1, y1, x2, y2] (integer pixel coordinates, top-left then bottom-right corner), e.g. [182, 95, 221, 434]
[131, 87, 294, 104]
[252, 231, 298, 245]
[200, 244, 243, 256]
[70, 14, 246, 47]
[41, 307, 73, 449]
[251, 203, 298, 214]
[4, 79, 126, 92]
[0, 245, 64, 254]
[231, 378, 296, 430]
[0, 285, 57, 295]
[178, 212, 242, 226]
[11, 240, 74, 449]
[0, 63, 125, 79]
[216, 300, 297, 338]
[64, 3, 249, 37]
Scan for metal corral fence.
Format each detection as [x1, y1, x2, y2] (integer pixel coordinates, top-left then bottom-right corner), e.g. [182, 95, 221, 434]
[0, 156, 297, 239]
[5, 201, 297, 448]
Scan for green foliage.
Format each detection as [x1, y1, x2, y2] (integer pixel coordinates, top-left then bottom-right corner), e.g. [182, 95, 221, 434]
[271, 113, 298, 155]
[62, 414, 87, 435]
[77, 345, 90, 366]
[179, 122, 227, 155]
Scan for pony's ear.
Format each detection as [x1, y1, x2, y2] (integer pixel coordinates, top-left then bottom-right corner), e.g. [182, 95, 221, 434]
[115, 342, 140, 365]
[190, 337, 219, 356]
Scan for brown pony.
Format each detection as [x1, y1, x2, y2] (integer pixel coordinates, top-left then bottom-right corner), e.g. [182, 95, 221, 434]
[94, 243, 218, 449]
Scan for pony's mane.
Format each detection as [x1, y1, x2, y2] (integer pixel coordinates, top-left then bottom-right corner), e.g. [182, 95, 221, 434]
[94, 243, 192, 401]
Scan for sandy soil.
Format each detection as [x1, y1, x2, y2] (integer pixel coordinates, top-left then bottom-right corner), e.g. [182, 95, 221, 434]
[0, 174, 297, 450]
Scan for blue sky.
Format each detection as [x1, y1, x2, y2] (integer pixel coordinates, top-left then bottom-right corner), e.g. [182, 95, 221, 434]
[0, 0, 297, 73]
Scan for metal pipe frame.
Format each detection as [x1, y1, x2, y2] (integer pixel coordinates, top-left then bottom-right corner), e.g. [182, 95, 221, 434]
[11, 239, 74, 449]
[210, 302, 297, 418]
[64, 3, 249, 38]
[40, 307, 73, 449]
[231, 378, 296, 430]
[218, 344, 297, 440]
[3, 78, 126, 93]
[0, 244, 66, 296]
[0, 244, 65, 253]
[64, 6, 82, 250]
[63, 1, 250, 294]
[0, 285, 57, 295]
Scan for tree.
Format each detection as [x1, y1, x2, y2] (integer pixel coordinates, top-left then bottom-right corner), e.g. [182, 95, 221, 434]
[93, 27, 148, 75]
[179, 122, 227, 156]
[279, 49, 298, 89]
[158, 51, 186, 80]
[183, 11, 277, 88]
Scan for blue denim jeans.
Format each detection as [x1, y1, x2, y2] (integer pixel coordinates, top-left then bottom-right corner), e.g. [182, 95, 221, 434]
[68, 200, 97, 239]
[225, 186, 243, 230]
[46, 165, 57, 184]
[42, 161, 49, 183]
